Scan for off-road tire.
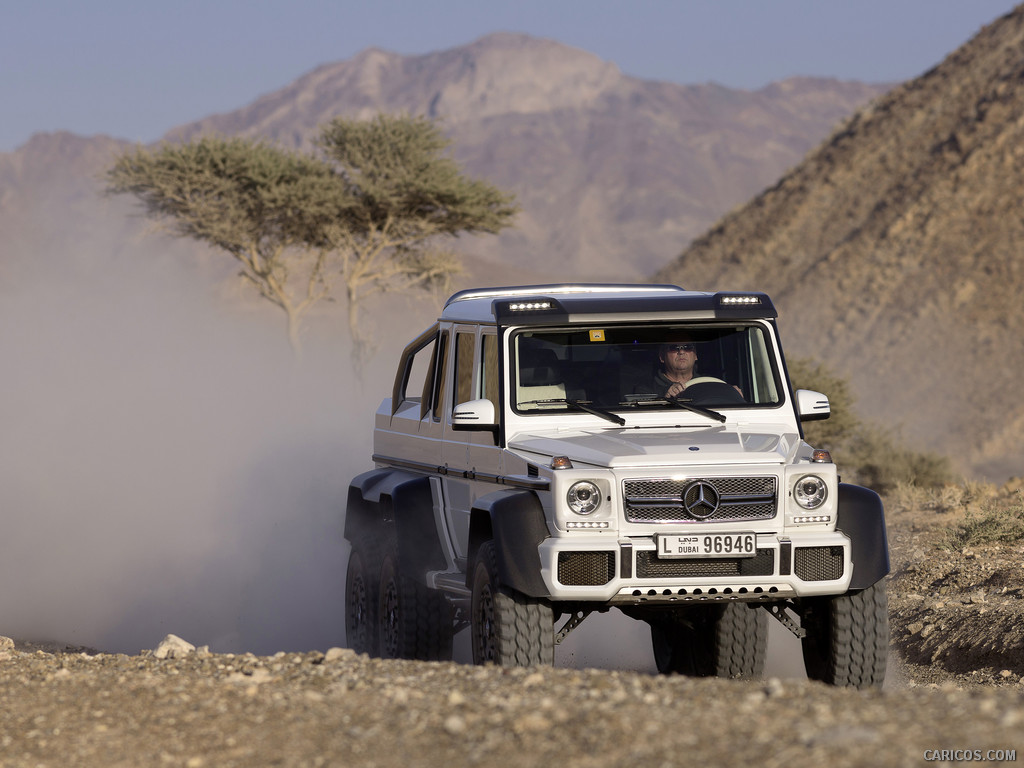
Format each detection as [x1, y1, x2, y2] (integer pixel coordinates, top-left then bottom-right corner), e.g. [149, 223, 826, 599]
[377, 544, 454, 662]
[650, 602, 767, 678]
[471, 541, 554, 667]
[800, 581, 889, 689]
[345, 537, 380, 656]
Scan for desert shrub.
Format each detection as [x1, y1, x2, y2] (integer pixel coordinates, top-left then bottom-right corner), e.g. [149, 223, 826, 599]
[786, 357, 860, 452]
[941, 490, 1024, 550]
[845, 424, 955, 493]
[788, 358, 955, 493]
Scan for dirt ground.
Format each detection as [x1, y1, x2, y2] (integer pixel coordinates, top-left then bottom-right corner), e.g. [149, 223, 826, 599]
[3, 485, 1024, 767]
[886, 481, 1024, 688]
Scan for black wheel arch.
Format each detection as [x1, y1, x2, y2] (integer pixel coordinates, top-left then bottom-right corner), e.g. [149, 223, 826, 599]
[467, 489, 550, 598]
[346, 468, 447, 580]
[835, 482, 890, 590]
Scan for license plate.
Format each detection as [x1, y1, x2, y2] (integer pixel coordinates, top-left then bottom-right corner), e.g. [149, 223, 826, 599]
[657, 532, 757, 559]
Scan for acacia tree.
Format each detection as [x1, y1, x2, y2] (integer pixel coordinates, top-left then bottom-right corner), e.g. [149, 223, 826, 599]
[107, 136, 348, 354]
[316, 114, 518, 366]
[106, 115, 517, 365]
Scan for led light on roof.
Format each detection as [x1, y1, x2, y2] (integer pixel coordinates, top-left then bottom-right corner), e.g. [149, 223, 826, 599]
[721, 295, 761, 305]
[509, 301, 553, 311]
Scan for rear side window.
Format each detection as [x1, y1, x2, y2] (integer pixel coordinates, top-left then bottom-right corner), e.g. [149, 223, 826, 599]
[453, 331, 475, 407]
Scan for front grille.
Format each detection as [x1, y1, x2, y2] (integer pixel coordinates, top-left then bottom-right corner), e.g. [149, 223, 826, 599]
[794, 546, 845, 581]
[635, 548, 774, 578]
[623, 476, 777, 523]
[558, 551, 615, 586]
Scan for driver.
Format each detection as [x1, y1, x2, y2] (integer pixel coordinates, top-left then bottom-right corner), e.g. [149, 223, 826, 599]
[635, 338, 699, 399]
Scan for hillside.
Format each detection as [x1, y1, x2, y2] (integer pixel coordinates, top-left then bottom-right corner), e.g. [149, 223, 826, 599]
[655, 6, 1024, 480]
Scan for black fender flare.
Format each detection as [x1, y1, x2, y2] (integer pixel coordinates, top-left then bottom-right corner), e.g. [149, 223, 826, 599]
[835, 483, 891, 590]
[469, 489, 550, 598]
[346, 468, 447, 579]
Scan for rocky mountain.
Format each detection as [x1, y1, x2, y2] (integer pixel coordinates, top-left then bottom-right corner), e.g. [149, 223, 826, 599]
[0, 34, 887, 292]
[163, 32, 886, 280]
[655, 6, 1024, 480]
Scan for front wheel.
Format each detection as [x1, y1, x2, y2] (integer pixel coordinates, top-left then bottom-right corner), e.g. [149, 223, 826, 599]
[471, 541, 554, 667]
[800, 581, 889, 688]
[650, 602, 766, 678]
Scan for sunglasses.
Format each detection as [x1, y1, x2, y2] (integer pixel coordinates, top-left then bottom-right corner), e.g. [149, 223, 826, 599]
[667, 343, 696, 353]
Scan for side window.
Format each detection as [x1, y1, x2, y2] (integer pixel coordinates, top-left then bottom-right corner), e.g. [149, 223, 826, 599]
[397, 333, 436, 407]
[428, 331, 450, 421]
[453, 331, 475, 408]
[481, 333, 499, 413]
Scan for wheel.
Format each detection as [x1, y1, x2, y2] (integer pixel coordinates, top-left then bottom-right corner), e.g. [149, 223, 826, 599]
[800, 581, 889, 689]
[471, 541, 554, 667]
[650, 602, 767, 678]
[377, 543, 454, 661]
[345, 537, 380, 656]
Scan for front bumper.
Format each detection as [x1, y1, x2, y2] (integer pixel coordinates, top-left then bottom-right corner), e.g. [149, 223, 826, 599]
[537, 530, 852, 603]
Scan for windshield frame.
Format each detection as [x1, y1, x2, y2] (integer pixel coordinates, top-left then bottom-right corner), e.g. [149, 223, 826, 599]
[508, 321, 786, 418]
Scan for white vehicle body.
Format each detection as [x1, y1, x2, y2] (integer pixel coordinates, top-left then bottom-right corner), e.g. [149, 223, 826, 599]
[347, 284, 889, 687]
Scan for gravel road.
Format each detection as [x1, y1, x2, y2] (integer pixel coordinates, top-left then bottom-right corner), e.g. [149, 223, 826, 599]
[3, 498, 1024, 768]
[1, 641, 1023, 768]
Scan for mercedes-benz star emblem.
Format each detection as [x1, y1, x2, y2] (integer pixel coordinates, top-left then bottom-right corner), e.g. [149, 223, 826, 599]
[682, 481, 720, 520]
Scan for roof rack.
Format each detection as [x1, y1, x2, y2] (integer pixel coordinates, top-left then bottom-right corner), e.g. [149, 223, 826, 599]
[444, 283, 685, 308]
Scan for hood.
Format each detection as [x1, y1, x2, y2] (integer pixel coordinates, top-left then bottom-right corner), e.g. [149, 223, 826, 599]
[508, 425, 799, 468]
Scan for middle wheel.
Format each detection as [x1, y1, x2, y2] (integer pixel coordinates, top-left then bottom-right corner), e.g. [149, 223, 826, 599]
[376, 543, 454, 661]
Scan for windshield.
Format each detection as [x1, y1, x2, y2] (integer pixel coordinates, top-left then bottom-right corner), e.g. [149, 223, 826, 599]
[512, 323, 782, 414]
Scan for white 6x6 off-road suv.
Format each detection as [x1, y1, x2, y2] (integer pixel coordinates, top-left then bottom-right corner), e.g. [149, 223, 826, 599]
[345, 284, 890, 688]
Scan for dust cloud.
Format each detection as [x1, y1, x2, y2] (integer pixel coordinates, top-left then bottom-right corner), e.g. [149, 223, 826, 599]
[0, 254, 812, 678]
[0, 256, 382, 655]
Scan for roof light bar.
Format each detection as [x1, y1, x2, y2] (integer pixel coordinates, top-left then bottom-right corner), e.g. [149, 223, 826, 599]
[509, 301, 553, 311]
[720, 295, 761, 305]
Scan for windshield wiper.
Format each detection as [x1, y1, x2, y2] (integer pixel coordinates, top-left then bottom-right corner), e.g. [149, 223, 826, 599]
[665, 395, 727, 423]
[622, 393, 726, 423]
[520, 398, 626, 426]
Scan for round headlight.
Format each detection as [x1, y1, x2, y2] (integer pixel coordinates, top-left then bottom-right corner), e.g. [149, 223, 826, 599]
[794, 475, 828, 510]
[566, 481, 601, 515]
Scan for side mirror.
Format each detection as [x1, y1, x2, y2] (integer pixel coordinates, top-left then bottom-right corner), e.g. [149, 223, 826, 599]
[452, 399, 498, 432]
[795, 389, 831, 422]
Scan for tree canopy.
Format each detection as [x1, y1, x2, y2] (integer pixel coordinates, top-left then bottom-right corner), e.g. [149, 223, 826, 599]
[106, 115, 518, 363]
[107, 136, 346, 352]
[317, 114, 517, 364]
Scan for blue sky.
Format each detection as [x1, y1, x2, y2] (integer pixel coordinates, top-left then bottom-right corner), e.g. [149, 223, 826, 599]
[2, 0, 1016, 152]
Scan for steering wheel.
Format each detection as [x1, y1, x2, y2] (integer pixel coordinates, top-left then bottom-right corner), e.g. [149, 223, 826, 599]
[683, 376, 727, 388]
[682, 377, 746, 405]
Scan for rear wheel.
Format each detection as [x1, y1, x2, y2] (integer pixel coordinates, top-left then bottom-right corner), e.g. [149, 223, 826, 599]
[377, 544, 454, 661]
[345, 537, 379, 656]
[801, 581, 888, 688]
[650, 602, 767, 678]
[471, 541, 554, 666]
